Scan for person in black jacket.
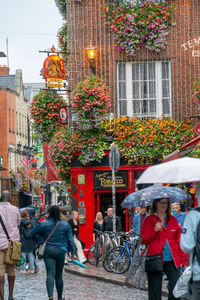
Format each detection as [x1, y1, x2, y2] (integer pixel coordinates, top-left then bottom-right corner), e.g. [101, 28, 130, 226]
[19, 209, 37, 274]
[68, 211, 87, 263]
[102, 207, 122, 232]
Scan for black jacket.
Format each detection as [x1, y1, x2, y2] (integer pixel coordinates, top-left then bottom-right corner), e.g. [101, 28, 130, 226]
[102, 215, 122, 232]
[20, 218, 37, 252]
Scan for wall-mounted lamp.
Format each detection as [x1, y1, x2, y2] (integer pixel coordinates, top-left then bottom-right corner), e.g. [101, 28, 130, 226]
[86, 41, 97, 75]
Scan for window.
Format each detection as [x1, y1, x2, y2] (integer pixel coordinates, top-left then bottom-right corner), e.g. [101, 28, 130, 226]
[117, 61, 171, 118]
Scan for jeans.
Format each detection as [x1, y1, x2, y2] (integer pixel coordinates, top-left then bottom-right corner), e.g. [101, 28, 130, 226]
[43, 245, 65, 299]
[192, 280, 200, 300]
[147, 261, 180, 300]
[21, 251, 35, 271]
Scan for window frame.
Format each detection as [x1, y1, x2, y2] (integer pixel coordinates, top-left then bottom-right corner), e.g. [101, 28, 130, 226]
[116, 60, 172, 119]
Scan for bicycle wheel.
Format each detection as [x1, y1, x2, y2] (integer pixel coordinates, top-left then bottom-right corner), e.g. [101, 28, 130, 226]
[95, 240, 102, 267]
[103, 251, 114, 273]
[87, 244, 96, 265]
[108, 246, 131, 274]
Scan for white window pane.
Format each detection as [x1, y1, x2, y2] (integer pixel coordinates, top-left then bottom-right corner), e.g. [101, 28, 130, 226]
[132, 63, 139, 80]
[149, 63, 155, 79]
[149, 81, 156, 98]
[140, 63, 147, 80]
[133, 100, 140, 114]
[141, 100, 148, 113]
[119, 82, 126, 99]
[119, 100, 127, 115]
[141, 81, 148, 98]
[149, 100, 157, 113]
[162, 80, 169, 97]
[132, 82, 139, 99]
[119, 63, 126, 80]
[162, 99, 170, 114]
[162, 62, 169, 79]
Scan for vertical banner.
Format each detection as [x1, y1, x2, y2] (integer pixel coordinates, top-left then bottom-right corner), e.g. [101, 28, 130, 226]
[42, 144, 61, 183]
[59, 106, 68, 125]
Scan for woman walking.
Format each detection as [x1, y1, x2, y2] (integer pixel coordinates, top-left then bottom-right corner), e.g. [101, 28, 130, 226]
[141, 198, 182, 300]
[68, 211, 87, 263]
[30, 205, 77, 300]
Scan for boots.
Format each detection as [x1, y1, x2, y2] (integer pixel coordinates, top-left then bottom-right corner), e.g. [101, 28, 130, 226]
[0, 275, 4, 300]
[7, 275, 15, 300]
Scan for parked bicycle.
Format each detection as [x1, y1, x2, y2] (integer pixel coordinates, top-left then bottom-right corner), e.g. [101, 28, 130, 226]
[87, 230, 121, 267]
[103, 230, 141, 274]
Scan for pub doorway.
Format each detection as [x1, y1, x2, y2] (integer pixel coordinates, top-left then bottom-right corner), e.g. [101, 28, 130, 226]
[96, 192, 127, 231]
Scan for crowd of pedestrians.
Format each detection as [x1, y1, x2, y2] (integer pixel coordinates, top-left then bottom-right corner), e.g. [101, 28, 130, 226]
[1, 188, 200, 300]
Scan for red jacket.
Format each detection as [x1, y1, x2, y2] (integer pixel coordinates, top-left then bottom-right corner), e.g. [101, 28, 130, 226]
[141, 214, 183, 268]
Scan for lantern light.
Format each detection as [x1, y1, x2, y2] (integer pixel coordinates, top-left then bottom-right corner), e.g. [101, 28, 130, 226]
[86, 41, 97, 75]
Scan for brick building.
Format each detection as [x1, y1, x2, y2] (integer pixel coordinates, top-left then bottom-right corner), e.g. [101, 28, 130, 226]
[56, 0, 200, 121]
[53, 0, 200, 247]
[0, 65, 28, 177]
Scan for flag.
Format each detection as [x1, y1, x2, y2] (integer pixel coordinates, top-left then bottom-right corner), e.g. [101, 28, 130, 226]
[21, 154, 30, 177]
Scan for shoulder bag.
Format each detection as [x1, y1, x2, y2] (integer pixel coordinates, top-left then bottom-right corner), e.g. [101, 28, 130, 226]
[145, 254, 163, 272]
[37, 221, 60, 260]
[0, 215, 21, 265]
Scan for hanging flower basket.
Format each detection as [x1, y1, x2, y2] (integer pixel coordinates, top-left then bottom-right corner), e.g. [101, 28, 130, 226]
[30, 90, 65, 143]
[72, 75, 110, 131]
[105, 0, 175, 56]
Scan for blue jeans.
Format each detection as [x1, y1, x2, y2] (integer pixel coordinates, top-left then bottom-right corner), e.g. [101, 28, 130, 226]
[43, 245, 65, 299]
[21, 251, 35, 271]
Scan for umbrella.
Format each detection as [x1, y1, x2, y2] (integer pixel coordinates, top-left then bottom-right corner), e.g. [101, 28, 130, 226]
[121, 185, 191, 208]
[72, 259, 88, 269]
[136, 157, 200, 185]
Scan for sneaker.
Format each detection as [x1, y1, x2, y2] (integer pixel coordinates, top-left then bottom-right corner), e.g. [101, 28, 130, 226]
[27, 269, 35, 274]
[35, 267, 39, 273]
[20, 270, 27, 274]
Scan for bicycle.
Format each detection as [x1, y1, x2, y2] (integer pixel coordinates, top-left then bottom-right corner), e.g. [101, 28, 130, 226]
[87, 230, 103, 266]
[103, 231, 140, 274]
[87, 230, 121, 267]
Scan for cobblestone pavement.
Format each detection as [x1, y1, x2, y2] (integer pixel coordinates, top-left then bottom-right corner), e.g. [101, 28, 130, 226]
[4, 260, 168, 300]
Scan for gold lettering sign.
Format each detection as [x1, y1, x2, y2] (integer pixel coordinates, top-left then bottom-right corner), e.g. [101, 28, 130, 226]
[94, 171, 128, 190]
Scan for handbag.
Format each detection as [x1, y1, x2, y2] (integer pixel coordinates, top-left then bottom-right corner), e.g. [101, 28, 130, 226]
[0, 215, 21, 265]
[145, 254, 163, 272]
[37, 221, 60, 260]
[125, 243, 147, 289]
[173, 266, 192, 298]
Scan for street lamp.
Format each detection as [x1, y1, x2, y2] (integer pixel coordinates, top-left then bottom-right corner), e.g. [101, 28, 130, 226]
[86, 41, 97, 75]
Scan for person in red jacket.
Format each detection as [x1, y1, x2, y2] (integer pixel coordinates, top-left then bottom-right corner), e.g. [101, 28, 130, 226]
[141, 198, 182, 300]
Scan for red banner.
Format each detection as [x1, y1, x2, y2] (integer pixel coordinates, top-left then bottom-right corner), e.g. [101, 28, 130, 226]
[42, 144, 61, 183]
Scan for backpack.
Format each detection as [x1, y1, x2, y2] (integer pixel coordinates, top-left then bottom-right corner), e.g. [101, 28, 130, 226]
[194, 207, 200, 265]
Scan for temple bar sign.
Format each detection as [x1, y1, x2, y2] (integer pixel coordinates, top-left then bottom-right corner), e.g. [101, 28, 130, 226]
[181, 36, 200, 57]
[94, 171, 128, 190]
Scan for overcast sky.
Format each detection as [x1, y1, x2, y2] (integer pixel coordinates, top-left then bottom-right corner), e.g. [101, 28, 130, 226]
[0, 0, 63, 83]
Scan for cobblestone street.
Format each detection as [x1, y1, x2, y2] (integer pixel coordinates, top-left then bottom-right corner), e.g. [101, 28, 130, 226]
[4, 260, 168, 300]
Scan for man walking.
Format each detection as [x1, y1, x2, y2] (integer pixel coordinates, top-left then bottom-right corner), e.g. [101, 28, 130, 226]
[180, 196, 200, 299]
[132, 207, 149, 235]
[102, 207, 121, 232]
[0, 191, 20, 300]
[172, 202, 186, 228]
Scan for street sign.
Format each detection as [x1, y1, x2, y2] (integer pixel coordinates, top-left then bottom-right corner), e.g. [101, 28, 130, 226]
[194, 122, 200, 135]
[59, 107, 68, 125]
[109, 145, 120, 172]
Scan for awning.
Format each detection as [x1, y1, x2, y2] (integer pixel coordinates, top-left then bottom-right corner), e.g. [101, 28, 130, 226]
[163, 135, 200, 162]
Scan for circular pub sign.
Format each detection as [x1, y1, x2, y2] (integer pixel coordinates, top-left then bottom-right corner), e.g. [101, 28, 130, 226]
[194, 122, 200, 135]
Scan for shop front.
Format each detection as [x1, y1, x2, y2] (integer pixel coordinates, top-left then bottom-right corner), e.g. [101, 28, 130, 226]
[70, 154, 148, 249]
